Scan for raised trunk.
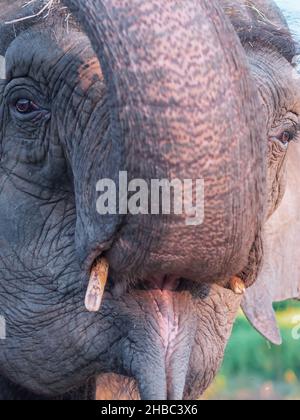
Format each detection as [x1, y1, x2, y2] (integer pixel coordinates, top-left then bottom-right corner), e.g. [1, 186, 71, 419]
[64, 0, 266, 284]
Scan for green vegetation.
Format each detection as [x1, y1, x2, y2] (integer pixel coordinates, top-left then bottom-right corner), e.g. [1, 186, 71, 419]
[204, 302, 300, 400]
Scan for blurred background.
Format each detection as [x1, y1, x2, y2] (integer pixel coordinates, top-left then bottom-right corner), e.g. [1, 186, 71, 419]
[204, 302, 300, 400]
[277, 0, 300, 35]
[205, 1, 300, 400]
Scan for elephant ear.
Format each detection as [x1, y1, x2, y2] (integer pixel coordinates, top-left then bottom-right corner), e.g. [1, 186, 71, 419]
[242, 142, 300, 345]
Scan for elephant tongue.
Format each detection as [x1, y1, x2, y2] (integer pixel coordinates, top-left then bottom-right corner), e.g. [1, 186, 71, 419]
[85, 258, 109, 312]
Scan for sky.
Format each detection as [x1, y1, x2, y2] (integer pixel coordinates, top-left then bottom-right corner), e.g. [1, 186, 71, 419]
[276, 0, 300, 13]
[276, 0, 300, 40]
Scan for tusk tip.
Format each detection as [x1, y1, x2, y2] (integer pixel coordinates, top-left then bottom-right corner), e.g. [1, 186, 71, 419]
[230, 276, 246, 295]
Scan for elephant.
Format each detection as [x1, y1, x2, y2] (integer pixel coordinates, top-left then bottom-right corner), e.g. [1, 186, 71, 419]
[223, 0, 300, 345]
[0, 0, 298, 400]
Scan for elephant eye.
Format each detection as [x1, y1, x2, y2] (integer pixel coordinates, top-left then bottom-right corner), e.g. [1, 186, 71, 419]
[15, 99, 40, 114]
[278, 130, 294, 145]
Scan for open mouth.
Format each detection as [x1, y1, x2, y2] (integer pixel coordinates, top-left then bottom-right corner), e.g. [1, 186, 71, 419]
[85, 257, 190, 313]
[84, 257, 246, 313]
[82, 257, 245, 400]
[134, 276, 184, 292]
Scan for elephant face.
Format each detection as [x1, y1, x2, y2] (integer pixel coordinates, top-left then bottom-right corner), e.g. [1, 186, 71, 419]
[225, 0, 300, 344]
[264, 57, 300, 218]
[242, 27, 300, 219]
[0, 0, 298, 401]
[226, 0, 300, 218]
[0, 0, 264, 399]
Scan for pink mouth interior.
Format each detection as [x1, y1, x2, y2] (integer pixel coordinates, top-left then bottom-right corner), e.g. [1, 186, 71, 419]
[137, 275, 183, 291]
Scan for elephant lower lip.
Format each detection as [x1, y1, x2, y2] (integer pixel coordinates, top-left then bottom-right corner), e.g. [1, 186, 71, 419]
[96, 279, 226, 399]
[111, 285, 197, 400]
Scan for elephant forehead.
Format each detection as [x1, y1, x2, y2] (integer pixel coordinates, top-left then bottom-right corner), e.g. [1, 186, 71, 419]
[5, 28, 92, 82]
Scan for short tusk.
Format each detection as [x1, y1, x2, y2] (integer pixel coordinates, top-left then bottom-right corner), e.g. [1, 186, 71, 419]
[0, 56, 5, 79]
[229, 276, 246, 295]
[85, 257, 109, 313]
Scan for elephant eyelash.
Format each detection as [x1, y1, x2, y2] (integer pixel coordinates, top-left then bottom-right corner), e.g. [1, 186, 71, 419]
[290, 122, 300, 142]
[293, 130, 300, 143]
[286, 130, 300, 146]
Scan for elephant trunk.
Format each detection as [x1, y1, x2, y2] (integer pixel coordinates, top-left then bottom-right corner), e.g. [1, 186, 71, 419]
[64, 0, 266, 284]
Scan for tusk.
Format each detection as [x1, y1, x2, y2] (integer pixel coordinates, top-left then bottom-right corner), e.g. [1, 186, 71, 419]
[85, 257, 109, 313]
[230, 276, 246, 295]
[0, 56, 5, 79]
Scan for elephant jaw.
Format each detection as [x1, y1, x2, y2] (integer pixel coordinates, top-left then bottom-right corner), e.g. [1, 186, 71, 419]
[83, 258, 243, 400]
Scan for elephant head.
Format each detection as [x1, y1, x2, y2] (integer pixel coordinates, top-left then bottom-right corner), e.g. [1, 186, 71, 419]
[0, 0, 266, 400]
[223, 0, 300, 345]
[0, 0, 297, 401]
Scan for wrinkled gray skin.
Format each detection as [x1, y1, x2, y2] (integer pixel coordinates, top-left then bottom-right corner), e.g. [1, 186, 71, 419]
[225, 0, 300, 218]
[0, 0, 298, 400]
[220, 1, 300, 298]
[225, 0, 300, 346]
